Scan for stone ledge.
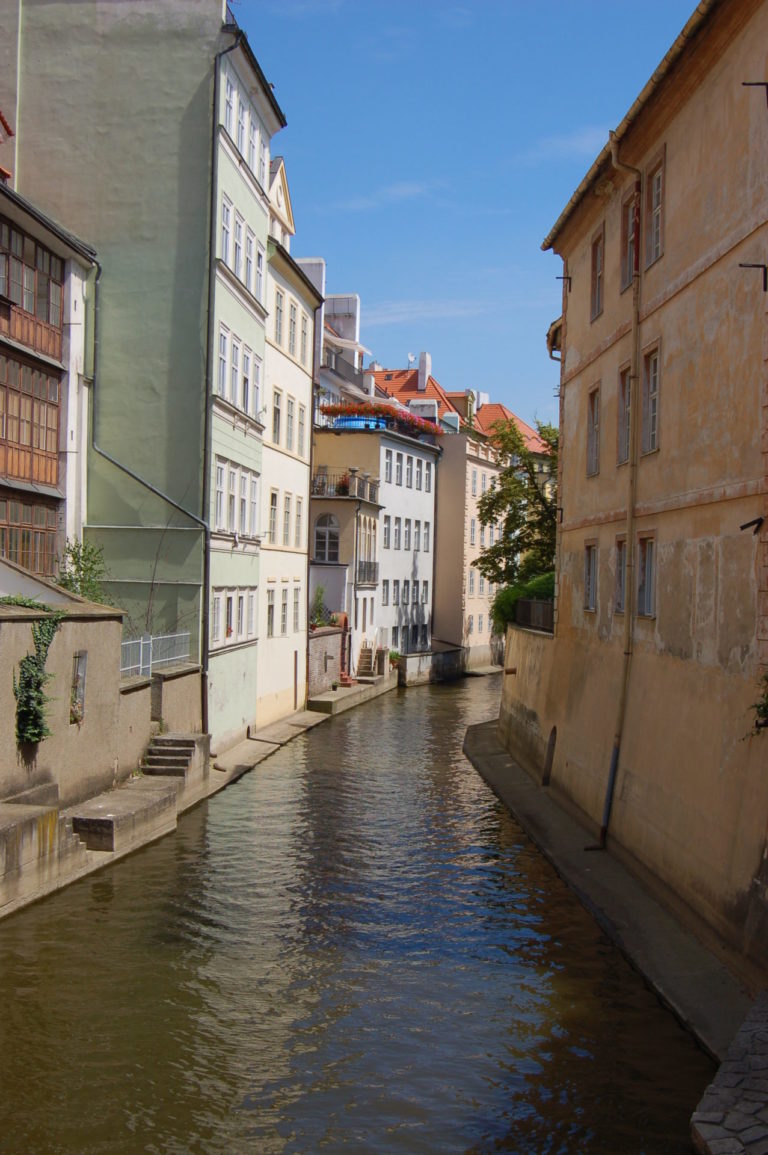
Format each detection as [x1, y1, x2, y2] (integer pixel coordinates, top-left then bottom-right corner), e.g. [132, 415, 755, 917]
[71, 778, 179, 853]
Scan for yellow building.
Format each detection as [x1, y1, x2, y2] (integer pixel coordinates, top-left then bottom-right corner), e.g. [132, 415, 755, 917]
[500, 0, 768, 980]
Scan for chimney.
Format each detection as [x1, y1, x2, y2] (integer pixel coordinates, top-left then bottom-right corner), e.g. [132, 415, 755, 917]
[417, 351, 431, 392]
[363, 369, 376, 397]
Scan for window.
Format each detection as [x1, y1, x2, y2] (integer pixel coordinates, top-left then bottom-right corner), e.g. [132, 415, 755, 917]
[391, 625, 399, 649]
[587, 387, 600, 476]
[234, 214, 243, 280]
[295, 497, 303, 548]
[584, 543, 598, 611]
[482, 473, 487, 493]
[217, 328, 228, 396]
[414, 521, 421, 551]
[267, 588, 275, 637]
[224, 77, 234, 135]
[288, 303, 297, 356]
[248, 591, 256, 636]
[615, 538, 627, 613]
[228, 469, 237, 531]
[241, 348, 251, 413]
[275, 290, 284, 345]
[480, 526, 486, 548]
[269, 491, 278, 543]
[394, 518, 401, 549]
[300, 313, 308, 366]
[237, 593, 245, 637]
[382, 579, 389, 606]
[467, 615, 474, 635]
[281, 589, 288, 635]
[245, 229, 254, 292]
[315, 514, 339, 562]
[637, 537, 655, 616]
[422, 581, 428, 604]
[293, 586, 301, 632]
[479, 574, 485, 594]
[221, 199, 231, 265]
[237, 97, 246, 154]
[420, 624, 428, 646]
[469, 568, 475, 594]
[212, 594, 221, 644]
[259, 137, 268, 187]
[230, 339, 240, 404]
[423, 522, 430, 552]
[646, 157, 664, 266]
[285, 397, 295, 452]
[591, 226, 604, 319]
[256, 245, 265, 302]
[621, 191, 636, 290]
[70, 651, 87, 725]
[642, 348, 660, 454]
[395, 453, 403, 485]
[383, 516, 391, 549]
[0, 225, 63, 328]
[248, 119, 257, 171]
[272, 390, 281, 444]
[295, 408, 304, 457]
[404, 519, 411, 550]
[471, 469, 477, 496]
[489, 525, 495, 546]
[479, 614, 484, 634]
[385, 450, 393, 483]
[618, 366, 631, 465]
[406, 456, 413, 487]
[393, 580, 400, 605]
[240, 475, 248, 534]
[283, 495, 291, 546]
[415, 459, 422, 489]
[425, 462, 432, 492]
[470, 519, 476, 546]
[253, 356, 261, 419]
[226, 594, 234, 639]
[250, 478, 259, 537]
[215, 463, 225, 529]
[403, 580, 410, 605]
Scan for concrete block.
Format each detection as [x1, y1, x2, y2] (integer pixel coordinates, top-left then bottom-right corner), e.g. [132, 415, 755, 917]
[71, 778, 179, 853]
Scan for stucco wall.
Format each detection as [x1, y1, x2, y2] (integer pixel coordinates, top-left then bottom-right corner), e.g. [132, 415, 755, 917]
[151, 667, 203, 733]
[308, 627, 343, 695]
[118, 679, 153, 775]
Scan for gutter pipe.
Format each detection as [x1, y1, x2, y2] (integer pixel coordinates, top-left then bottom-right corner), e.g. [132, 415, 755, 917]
[305, 302, 322, 691]
[590, 133, 643, 850]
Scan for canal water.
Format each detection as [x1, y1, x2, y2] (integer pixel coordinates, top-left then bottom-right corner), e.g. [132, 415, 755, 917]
[0, 678, 712, 1154]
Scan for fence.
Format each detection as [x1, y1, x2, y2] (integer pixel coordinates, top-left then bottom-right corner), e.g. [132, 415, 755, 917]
[120, 631, 192, 679]
[514, 599, 554, 633]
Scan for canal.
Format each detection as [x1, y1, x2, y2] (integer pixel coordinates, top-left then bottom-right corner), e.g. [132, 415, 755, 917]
[0, 678, 713, 1153]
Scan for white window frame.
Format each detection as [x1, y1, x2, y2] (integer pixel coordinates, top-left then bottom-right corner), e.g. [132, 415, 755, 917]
[221, 198, 231, 266]
[642, 347, 660, 454]
[637, 536, 656, 617]
[584, 543, 598, 611]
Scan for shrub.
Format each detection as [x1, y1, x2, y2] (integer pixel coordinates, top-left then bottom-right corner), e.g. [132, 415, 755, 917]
[490, 571, 555, 633]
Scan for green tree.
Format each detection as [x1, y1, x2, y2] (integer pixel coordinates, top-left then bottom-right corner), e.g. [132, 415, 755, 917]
[57, 538, 112, 604]
[474, 420, 558, 587]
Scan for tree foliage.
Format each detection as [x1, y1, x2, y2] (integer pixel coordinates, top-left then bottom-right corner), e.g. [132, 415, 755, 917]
[474, 420, 558, 587]
[57, 538, 112, 604]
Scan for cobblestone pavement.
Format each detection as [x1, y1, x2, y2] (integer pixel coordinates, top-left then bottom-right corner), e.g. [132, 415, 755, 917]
[692, 990, 768, 1154]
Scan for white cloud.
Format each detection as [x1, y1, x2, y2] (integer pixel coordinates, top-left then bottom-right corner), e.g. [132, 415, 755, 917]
[365, 299, 489, 326]
[517, 125, 609, 167]
[336, 181, 435, 213]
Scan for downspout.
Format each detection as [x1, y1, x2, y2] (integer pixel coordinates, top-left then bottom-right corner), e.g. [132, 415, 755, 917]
[592, 132, 643, 848]
[352, 497, 361, 671]
[305, 302, 322, 693]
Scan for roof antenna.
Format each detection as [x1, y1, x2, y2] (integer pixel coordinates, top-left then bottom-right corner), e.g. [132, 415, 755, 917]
[407, 352, 416, 367]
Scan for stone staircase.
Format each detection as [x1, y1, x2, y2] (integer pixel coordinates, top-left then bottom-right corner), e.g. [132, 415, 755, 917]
[357, 645, 375, 678]
[141, 735, 197, 778]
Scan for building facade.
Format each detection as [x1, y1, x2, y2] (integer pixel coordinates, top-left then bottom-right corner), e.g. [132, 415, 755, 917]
[499, 0, 768, 975]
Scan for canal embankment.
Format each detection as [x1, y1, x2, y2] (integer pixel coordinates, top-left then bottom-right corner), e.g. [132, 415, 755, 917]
[463, 718, 752, 1063]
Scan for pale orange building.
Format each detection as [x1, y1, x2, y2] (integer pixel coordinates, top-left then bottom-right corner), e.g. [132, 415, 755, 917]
[499, 0, 768, 979]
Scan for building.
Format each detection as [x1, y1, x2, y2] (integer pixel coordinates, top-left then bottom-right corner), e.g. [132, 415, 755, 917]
[257, 160, 322, 725]
[0, 3, 289, 749]
[0, 179, 96, 577]
[498, 0, 768, 977]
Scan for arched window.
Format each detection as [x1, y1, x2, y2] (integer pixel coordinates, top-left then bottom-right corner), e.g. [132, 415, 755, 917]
[314, 514, 339, 562]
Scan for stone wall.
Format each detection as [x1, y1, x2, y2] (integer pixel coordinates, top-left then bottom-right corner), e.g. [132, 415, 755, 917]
[118, 678, 152, 775]
[151, 665, 202, 732]
[308, 627, 342, 694]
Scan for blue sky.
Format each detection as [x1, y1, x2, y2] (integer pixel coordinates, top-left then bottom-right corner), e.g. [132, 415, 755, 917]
[234, 0, 695, 425]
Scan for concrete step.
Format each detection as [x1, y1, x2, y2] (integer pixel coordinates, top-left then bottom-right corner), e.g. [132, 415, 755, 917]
[143, 750, 191, 767]
[151, 736, 197, 750]
[0, 802, 89, 916]
[71, 778, 179, 854]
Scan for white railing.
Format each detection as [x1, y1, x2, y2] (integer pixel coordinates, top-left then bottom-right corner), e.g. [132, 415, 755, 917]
[120, 631, 191, 679]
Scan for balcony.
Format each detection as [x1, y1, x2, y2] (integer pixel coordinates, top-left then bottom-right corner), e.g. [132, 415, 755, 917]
[0, 298, 62, 361]
[311, 470, 379, 504]
[322, 348, 363, 388]
[356, 561, 379, 586]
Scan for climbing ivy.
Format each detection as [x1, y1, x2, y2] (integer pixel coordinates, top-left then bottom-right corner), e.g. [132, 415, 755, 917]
[751, 672, 768, 737]
[1, 597, 65, 745]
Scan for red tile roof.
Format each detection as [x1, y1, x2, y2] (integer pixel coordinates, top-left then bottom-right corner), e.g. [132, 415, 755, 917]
[473, 402, 548, 454]
[372, 368, 462, 422]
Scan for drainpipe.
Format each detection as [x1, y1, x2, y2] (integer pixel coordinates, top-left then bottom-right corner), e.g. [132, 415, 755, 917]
[592, 132, 643, 849]
[305, 302, 322, 693]
[352, 496, 361, 671]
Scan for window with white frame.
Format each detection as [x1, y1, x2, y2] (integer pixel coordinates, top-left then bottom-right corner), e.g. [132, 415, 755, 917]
[230, 339, 240, 404]
[253, 356, 261, 419]
[394, 518, 401, 549]
[584, 543, 598, 611]
[242, 348, 251, 413]
[587, 386, 600, 476]
[382, 579, 389, 605]
[250, 478, 259, 536]
[248, 590, 255, 636]
[267, 588, 275, 637]
[424, 522, 430, 552]
[221, 198, 231, 265]
[237, 592, 244, 636]
[393, 579, 400, 605]
[637, 536, 655, 616]
[224, 77, 234, 135]
[416, 459, 422, 489]
[237, 97, 246, 154]
[479, 613, 484, 634]
[298, 406, 306, 457]
[272, 390, 281, 444]
[395, 453, 403, 485]
[259, 137, 267, 187]
[406, 456, 413, 487]
[256, 245, 265, 302]
[404, 519, 411, 550]
[490, 524, 495, 546]
[618, 366, 631, 465]
[470, 519, 476, 546]
[391, 625, 399, 649]
[286, 398, 295, 451]
[281, 588, 288, 635]
[289, 302, 297, 357]
[646, 157, 664, 265]
[215, 463, 225, 529]
[275, 290, 284, 345]
[245, 229, 254, 293]
[414, 521, 421, 551]
[479, 574, 485, 594]
[383, 515, 391, 548]
[212, 593, 221, 643]
[300, 313, 308, 366]
[467, 614, 474, 635]
[481, 473, 487, 493]
[314, 514, 339, 562]
[293, 586, 300, 632]
[239, 474, 247, 534]
[480, 526, 486, 548]
[228, 469, 237, 531]
[385, 450, 393, 483]
[422, 580, 428, 604]
[269, 491, 278, 543]
[469, 568, 475, 594]
[218, 327, 228, 396]
[471, 469, 477, 496]
[403, 580, 410, 605]
[295, 497, 303, 548]
[642, 348, 660, 454]
[234, 214, 243, 280]
[621, 192, 636, 290]
[615, 538, 627, 612]
[248, 119, 257, 171]
[226, 594, 234, 639]
[282, 494, 291, 546]
[591, 225, 604, 320]
[425, 462, 432, 492]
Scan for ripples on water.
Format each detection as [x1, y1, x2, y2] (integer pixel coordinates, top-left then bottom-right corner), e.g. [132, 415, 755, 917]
[0, 678, 712, 1153]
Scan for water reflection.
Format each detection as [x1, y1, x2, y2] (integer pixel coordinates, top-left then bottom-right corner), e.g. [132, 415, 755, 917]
[0, 678, 711, 1153]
